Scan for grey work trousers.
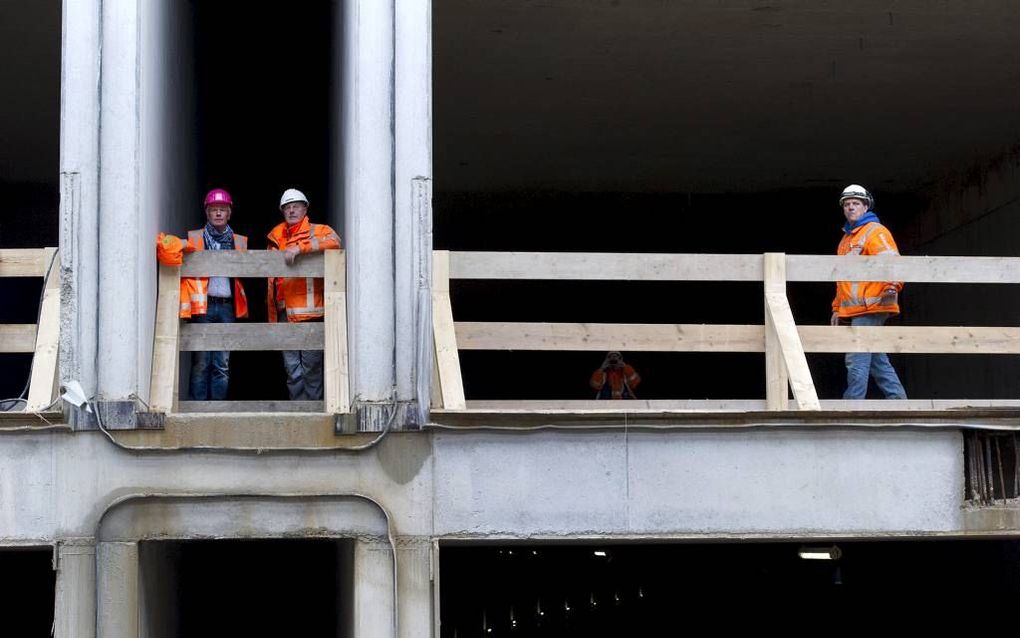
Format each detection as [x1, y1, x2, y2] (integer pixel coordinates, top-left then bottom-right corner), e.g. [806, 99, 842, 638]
[278, 315, 324, 400]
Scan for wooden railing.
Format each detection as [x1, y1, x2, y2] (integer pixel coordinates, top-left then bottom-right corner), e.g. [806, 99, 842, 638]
[150, 250, 349, 414]
[432, 251, 1020, 412]
[0, 248, 60, 412]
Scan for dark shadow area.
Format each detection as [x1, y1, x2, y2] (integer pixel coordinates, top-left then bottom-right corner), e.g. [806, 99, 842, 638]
[0, 549, 56, 637]
[188, 0, 335, 400]
[441, 540, 1020, 636]
[0, 1, 60, 404]
[174, 539, 342, 638]
[434, 4, 1020, 405]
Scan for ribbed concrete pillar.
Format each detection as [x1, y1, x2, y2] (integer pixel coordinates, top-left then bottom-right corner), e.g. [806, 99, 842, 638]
[397, 541, 434, 638]
[395, 0, 433, 426]
[97, 0, 142, 412]
[54, 542, 96, 638]
[343, 0, 397, 430]
[353, 539, 394, 638]
[97, 541, 139, 638]
[59, 0, 102, 405]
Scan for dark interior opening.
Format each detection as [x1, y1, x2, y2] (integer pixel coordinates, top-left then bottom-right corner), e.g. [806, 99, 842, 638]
[0, 548, 56, 637]
[188, 0, 336, 400]
[0, 1, 60, 405]
[147, 539, 347, 638]
[440, 540, 1020, 635]
[434, 3, 1020, 403]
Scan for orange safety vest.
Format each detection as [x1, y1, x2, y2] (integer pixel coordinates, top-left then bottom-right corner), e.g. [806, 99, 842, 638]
[832, 221, 903, 319]
[591, 365, 641, 399]
[266, 217, 342, 323]
[179, 229, 249, 320]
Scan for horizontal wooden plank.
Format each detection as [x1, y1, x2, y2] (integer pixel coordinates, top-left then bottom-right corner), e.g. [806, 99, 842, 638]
[0, 248, 56, 277]
[463, 399, 1020, 412]
[785, 255, 1020, 284]
[449, 252, 764, 281]
[177, 401, 324, 413]
[456, 322, 1020, 354]
[0, 324, 37, 353]
[799, 326, 1020, 354]
[181, 250, 326, 277]
[455, 322, 765, 352]
[446, 252, 1020, 284]
[179, 322, 324, 351]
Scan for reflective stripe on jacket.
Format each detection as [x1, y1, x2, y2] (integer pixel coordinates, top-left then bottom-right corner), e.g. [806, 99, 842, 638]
[266, 217, 342, 323]
[832, 221, 903, 318]
[590, 365, 641, 399]
[179, 230, 249, 320]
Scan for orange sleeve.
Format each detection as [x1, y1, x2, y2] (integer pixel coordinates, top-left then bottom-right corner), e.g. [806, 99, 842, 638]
[624, 365, 641, 389]
[156, 233, 184, 266]
[590, 369, 607, 390]
[867, 227, 904, 292]
[299, 226, 342, 253]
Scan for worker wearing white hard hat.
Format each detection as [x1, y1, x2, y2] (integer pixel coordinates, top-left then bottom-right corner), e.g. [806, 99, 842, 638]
[266, 188, 342, 400]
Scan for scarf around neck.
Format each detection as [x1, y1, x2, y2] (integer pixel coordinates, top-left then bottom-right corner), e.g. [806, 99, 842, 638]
[203, 223, 234, 250]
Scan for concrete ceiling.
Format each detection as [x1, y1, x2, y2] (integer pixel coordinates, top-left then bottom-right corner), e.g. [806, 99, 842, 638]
[434, 0, 1020, 193]
[0, 0, 61, 183]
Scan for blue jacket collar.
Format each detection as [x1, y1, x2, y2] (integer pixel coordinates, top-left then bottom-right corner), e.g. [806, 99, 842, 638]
[843, 211, 880, 234]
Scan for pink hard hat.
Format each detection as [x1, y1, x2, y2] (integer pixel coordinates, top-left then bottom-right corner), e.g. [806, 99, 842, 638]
[204, 188, 233, 208]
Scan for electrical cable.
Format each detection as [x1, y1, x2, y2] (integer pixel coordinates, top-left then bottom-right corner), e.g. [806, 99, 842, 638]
[86, 391, 398, 454]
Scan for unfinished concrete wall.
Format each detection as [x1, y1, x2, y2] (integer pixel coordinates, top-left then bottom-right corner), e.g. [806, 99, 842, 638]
[900, 147, 1020, 399]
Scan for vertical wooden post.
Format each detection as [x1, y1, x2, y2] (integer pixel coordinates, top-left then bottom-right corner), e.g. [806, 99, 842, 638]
[324, 249, 350, 414]
[432, 251, 466, 410]
[149, 263, 181, 413]
[26, 248, 61, 411]
[764, 252, 821, 411]
[764, 253, 789, 410]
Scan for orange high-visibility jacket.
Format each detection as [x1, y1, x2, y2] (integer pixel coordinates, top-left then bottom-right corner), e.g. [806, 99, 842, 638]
[180, 230, 249, 320]
[832, 220, 903, 318]
[266, 217, 341, 323]
[591, 365, 641, 399]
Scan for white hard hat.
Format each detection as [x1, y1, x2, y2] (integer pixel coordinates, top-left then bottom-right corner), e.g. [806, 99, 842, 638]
[279, 188, 308, 209]
[839, 184, 873, 210]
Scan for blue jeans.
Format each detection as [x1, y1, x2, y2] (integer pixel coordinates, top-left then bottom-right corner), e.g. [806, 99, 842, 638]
[189, 299, 235, 400]
[843, 313, 907, 400]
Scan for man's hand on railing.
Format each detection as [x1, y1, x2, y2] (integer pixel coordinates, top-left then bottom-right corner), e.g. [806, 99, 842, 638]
[830, 311, 840, 327]
[881, 286, 898, 305]
[283, 245, 301, 266]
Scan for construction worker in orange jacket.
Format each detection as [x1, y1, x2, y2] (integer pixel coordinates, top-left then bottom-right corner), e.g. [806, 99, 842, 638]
[156, 188, 249, 401]
[830, 184, 906, 400]
[591, 351, 641, 399]
[267, 188, 341, 400]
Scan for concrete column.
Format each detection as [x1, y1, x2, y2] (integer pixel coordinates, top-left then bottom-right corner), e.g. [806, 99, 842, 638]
[353, 539, 394, 638]
[97, 0, 142, 410]
[343, 0, 397, 430]
[395, 0, 433, 426]
[97, 541, 139, 638]
[54, 542, 96, 638]
[59, 0, 102, 410]
[397, 541, 433, 638]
